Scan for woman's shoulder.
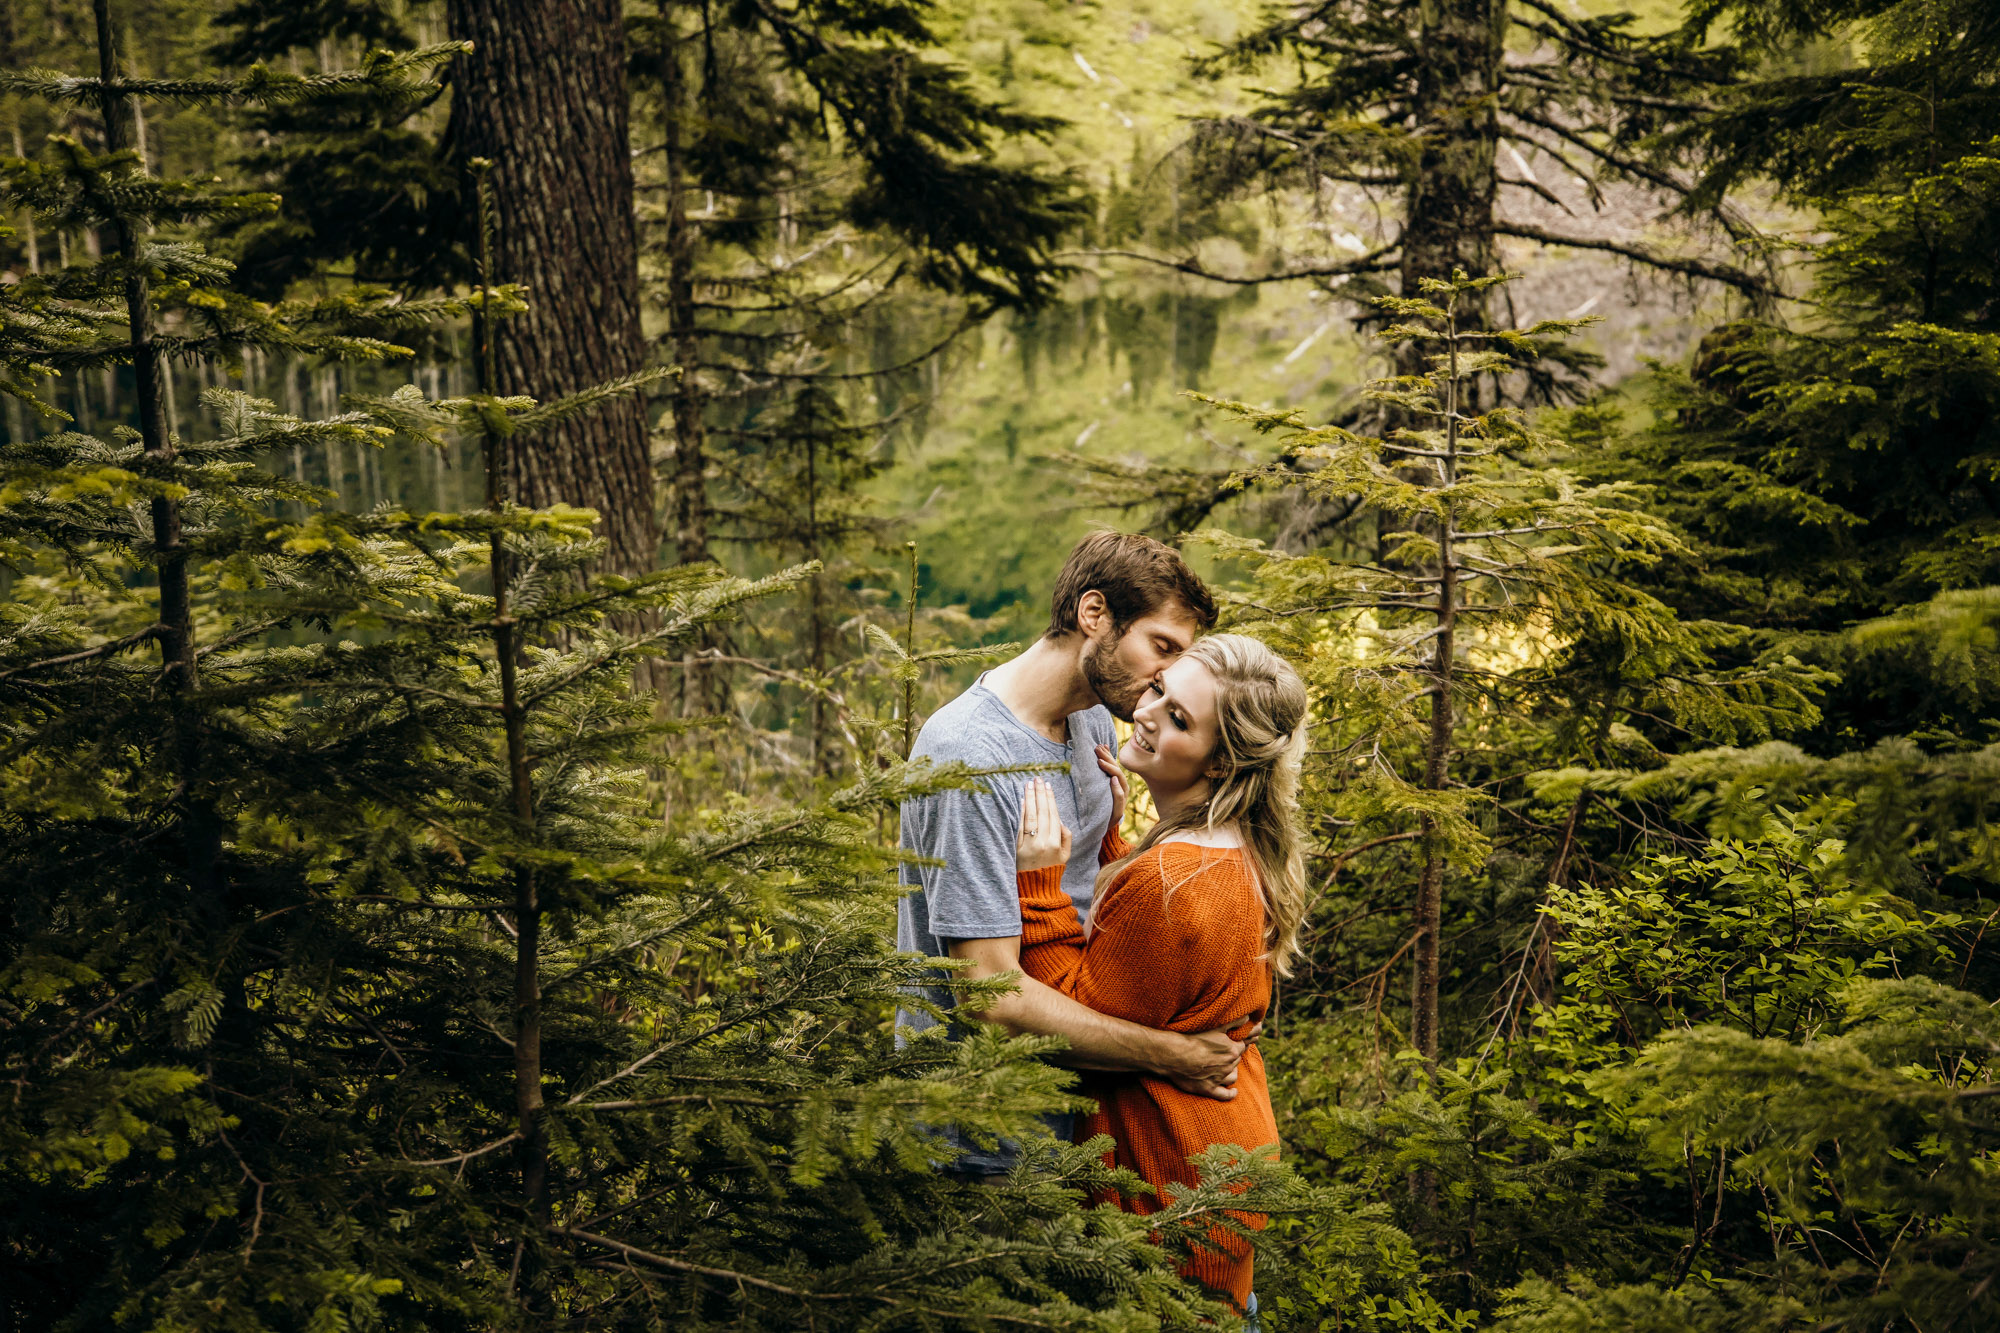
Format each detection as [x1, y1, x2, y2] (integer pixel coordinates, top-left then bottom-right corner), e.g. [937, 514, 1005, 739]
[1098, 842, 1259, 937]
[1156, 826, 1243, 850]
[1110, 840, 1255, 895]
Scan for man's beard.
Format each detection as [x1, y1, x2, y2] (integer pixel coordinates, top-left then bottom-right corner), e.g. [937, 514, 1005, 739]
[1083, 628, 1147, 721]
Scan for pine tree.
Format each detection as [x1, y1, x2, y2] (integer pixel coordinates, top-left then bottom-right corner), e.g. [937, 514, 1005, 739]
[1527, 1, 2000, 994]
[1484, 809, 1999, 1331]
[443, 0, 658, 577]
[1055, 0, 1809, 576]
[1600, 0, 2000, 711]
[1197, 271, 1818, 1069]
[1174, 0, 1779, 361]
[207, 0, 464, 298]
[627, 0, 1089, 733]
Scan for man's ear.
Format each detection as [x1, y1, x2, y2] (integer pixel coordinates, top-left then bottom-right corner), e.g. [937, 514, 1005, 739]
[1075, 589, 1111, 639]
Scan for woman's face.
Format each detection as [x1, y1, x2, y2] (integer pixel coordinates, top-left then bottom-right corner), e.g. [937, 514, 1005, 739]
[1119, 656, 1221, 796]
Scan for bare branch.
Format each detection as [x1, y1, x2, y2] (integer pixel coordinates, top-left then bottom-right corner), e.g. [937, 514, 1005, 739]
[1492, 220, 1780, 299]
[0, 623, 166, 680]
[402, 1131, 521, 1168]
[557, 1229, 817, 1298]
[1059, 245, 1399, 287]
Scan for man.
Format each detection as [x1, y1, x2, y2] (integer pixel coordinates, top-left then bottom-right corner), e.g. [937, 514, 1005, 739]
[896, 531, 1251, 1175]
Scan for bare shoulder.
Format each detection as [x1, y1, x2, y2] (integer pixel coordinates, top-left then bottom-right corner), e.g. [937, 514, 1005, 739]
[1099, 842, 1257, 935]
[1114, 838, 1252, 891]
[1148, 839, 1259, 901]
[1156, 825, 1244, 850]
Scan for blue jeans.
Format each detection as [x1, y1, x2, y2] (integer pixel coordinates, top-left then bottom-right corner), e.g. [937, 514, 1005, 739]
[936, 1110, 1076, 1177]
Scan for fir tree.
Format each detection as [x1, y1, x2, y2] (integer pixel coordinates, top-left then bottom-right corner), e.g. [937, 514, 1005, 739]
[1599, 0, 2000, 737]
[1487, 809, 1999, 1331]
[444, 0, 658, 577]
[628, 0, 1089, 732]
[1196, 270, 1818, 1067]
[207, 0, 464, 298]
[1172, 0, 1779, 360]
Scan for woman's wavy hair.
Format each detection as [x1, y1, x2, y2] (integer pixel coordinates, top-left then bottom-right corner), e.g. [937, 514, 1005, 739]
[1097, 633, 1309, 978]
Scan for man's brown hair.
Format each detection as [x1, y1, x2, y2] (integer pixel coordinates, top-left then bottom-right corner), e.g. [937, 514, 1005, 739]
[1045, 531, 1217, 638]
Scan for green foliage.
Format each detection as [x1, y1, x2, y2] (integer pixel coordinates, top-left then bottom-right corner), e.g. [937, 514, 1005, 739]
[0, 27, 1325, 1331]
[1673, 0, 2000, 213]
[1194, 0, 1776, 333]
[210, 27, 468, 297]
[1538, 807, 1957, 1054]
[1199, 275, 1820, 1045]
[1304, 1064, 1636, 1318]
[1274, 804, 1997, 1331]
[621, 0, 1096, 771]
[1515, 810, 1989, 1329]
[14, 2, 2000, 1331]
[1592, 2, 2000, 753]
[1565, 973, 2000, 1331]
[1523, 587, 2000, 949]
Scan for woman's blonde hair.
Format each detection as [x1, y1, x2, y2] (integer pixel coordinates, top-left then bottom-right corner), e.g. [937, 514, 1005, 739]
[1097, 633, 1310, 978]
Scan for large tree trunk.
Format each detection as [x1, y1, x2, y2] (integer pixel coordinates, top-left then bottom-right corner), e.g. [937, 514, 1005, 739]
[1398, 0, 1503, 350]
[446, 0, 658, 575]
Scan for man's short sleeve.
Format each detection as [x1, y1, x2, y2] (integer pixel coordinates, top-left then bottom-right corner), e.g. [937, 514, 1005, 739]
[912, 772, 1026, 941]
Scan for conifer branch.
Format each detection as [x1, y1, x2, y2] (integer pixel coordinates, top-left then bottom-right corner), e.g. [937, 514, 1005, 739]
[541, 909, 714, 994]
[0, 622, 165, 678]
[1061, 245, 1399, 286]
[558, 1229, 818, 1297]
[1508, 0, 1725, 81]
[693, 316, 978, 382]
[1501, 108, 1763, 245]
[402, 1132, 522, 1168]
[1492, 221, 1778, 298]
[1505, 61, 1708, 114]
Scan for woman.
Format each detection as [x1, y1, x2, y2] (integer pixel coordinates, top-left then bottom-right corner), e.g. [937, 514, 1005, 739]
[1011, 633, 1308, 1313]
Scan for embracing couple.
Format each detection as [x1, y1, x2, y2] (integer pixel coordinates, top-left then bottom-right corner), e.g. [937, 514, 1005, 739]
[896, 531, 1307, 1315]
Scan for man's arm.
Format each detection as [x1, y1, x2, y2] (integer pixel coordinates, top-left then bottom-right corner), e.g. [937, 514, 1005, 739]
[948, 935, 1247, 1101]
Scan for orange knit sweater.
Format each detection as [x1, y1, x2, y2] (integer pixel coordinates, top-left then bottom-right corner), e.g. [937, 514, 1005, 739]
[1017, 831, 1276, 1309]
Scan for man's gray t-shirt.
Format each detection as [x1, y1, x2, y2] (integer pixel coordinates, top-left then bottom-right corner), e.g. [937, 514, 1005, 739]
[895, 677, 1117, 1169]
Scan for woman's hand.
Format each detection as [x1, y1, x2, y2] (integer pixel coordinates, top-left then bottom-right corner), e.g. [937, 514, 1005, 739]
[1096, 743, 1127, 830]
[1015, 777, 1072, 873]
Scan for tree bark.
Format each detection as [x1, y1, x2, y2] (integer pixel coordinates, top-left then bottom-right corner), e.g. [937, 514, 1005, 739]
[1399, 0, 1503, 346]
[446, 0, 658, 575]
[94, 1, 219, 906]
[1397, 4, 1496, 1061]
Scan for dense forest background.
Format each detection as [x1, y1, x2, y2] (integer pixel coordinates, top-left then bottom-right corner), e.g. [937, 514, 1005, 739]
[3, 0, 1997, 1330]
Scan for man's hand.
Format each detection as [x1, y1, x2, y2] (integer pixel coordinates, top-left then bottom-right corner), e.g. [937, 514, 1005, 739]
[1156, 1019, 1264, 1102]
[947, 938, 1264, 1093]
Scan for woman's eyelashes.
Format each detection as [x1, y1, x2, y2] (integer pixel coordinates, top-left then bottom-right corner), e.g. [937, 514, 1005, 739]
[1144, 680, 1184, 732]
[1142, 679, 1187, 730]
